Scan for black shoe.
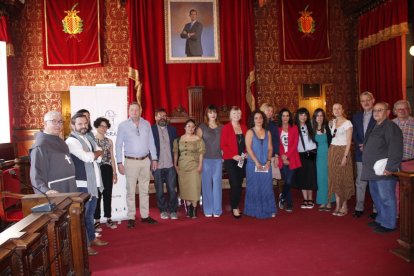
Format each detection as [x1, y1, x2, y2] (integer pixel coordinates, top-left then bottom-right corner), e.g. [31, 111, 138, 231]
[192, 206, 198, 219]
[368, 212, 378, 219]
[127, 219, 135, 228]
[141, 217, 158, 224]
[352, 210, 363, 218]
[373, 225, 396, 234]
[186, 205, 194, 218]
[367, 221, 380, 228]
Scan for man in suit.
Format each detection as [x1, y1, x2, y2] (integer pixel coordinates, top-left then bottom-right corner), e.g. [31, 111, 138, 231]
[352, 91, 376, 218]
[180, 9, 203, 57]
[151, 108, 178, 219]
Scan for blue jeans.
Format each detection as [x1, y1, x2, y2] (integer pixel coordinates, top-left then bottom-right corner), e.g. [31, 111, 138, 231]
[78, 187, 97, 244]
[281, 165, 294, 207]
[201, 159, 223, 215]
[153, 167, 178, 213]
[369, 179, 397, 229]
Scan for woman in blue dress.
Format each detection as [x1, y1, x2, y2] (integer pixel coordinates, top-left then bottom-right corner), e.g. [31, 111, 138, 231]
[312, 108, 334, 211]
[244, 110, 276, 219]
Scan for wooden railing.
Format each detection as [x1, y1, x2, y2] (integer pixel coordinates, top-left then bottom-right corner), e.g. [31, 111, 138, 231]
[392, 171, 414, 262]
[0, 192, 90, 275]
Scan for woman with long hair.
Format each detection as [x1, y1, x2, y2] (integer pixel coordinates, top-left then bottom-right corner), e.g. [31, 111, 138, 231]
[312, 108, 333, 211]
[328, 103, 354, 216]
[173, 119, 205, 218]
[293, 108, 318, 209]
[197, 105, 223, 217]
[220, 106, 247, 218]
[93, 117, 118, 229]
[277, 108, 301, 212]
[260, 103, 280, 179]
[244, 110, 276, 218]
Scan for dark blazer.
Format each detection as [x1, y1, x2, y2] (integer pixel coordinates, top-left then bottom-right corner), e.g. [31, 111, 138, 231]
[268, 120, 280, 155]
[180, 21, 203, 56]
[151, 124, 177, 162]
[352, 111, 376, 162]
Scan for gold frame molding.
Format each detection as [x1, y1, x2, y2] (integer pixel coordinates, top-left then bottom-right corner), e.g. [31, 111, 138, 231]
[164, 0, 220, 63]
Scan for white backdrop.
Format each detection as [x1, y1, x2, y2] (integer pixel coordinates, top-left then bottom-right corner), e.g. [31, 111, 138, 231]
[70, 86, 128, 221]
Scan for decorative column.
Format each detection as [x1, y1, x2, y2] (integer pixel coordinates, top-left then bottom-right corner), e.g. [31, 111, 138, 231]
[187, 86, 204, 124]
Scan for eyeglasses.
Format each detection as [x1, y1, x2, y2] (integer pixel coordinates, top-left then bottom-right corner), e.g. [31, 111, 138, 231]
[373, 108, 386, 113]
[332, 128, 337, 138]
[46, 120, 64, 126]
[99, 125, 109, 129]
[396, 108, 408, 112]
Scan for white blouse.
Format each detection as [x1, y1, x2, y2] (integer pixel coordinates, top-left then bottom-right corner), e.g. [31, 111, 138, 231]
[330, 119, 352, 146]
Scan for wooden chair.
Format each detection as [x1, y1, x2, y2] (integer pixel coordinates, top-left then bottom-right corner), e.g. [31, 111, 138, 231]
[0, 167, 24, 229]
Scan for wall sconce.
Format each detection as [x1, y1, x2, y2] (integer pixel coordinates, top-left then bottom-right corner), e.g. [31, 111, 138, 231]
[410, 46, 414, 56]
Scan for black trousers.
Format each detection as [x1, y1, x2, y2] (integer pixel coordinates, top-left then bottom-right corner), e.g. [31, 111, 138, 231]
[94, 164, 114, 219]
[223, 159, 246, 209]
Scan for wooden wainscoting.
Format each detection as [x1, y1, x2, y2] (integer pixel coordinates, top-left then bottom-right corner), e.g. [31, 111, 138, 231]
[13, 129, 40, 157]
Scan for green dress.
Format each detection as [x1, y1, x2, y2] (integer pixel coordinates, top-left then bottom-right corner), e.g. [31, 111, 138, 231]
[173, 138, 206, 201]
[315, 133, 332, 204]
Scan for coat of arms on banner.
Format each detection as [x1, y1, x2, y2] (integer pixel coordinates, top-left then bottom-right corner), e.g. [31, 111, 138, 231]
[298, 5, 315, 37]
[62, 3, 84, 35]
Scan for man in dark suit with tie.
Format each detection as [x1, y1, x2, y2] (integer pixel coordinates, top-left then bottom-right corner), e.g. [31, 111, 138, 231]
[151, 108, 179, 219]
[352, 91, 377, 218]
[180, 9, 203, 57]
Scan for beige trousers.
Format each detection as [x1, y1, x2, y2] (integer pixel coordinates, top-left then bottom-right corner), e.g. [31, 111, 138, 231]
[124, 158, 151, 220]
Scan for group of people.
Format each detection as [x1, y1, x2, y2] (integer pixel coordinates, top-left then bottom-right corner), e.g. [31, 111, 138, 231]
[29, 94, 412, 256]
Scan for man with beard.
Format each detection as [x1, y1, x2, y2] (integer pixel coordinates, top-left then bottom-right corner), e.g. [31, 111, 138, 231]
[30, 111, 77, 194]
[66, 113, 108, 256]
[151, 108, 178, 219]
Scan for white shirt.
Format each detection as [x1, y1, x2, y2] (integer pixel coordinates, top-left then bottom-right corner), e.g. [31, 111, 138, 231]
[280, 130, 288, 153]
[330, 120, 353, 146]
[66, 135, 102, 189]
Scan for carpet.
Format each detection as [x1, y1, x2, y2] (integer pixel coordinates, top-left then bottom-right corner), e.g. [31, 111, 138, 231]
[90, 189, 414, 275]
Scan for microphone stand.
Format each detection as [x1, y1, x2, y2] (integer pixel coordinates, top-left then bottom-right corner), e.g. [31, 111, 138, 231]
[8, 168, 57, 213]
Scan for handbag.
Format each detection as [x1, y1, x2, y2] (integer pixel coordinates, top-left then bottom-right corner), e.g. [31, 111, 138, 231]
[304, 149, 317, 160]
[299, 128, 317, 160]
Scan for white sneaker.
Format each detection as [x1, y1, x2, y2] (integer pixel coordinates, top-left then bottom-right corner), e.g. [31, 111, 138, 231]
[213, 214, 221, 218]
[170, 212, 178, 220]
[160, 212, 169, 219]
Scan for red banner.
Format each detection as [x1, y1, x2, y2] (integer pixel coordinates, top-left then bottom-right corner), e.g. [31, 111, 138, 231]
[42, 0, 103, 69]
[279, 0, 330, 64]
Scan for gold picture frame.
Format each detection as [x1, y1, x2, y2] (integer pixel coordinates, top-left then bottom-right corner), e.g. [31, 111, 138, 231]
[164, 0, 220, 63]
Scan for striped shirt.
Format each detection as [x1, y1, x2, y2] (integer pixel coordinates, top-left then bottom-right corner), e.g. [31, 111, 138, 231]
[393, 116, 414, 161]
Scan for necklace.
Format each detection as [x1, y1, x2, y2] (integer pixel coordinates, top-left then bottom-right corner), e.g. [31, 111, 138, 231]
[237, 134, 242, 145]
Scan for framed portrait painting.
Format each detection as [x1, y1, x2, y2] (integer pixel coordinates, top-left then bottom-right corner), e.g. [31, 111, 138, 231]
[164, 0, 220, 63]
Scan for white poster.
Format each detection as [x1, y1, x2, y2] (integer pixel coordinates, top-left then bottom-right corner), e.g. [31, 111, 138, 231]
[70, 86, 128, 221]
